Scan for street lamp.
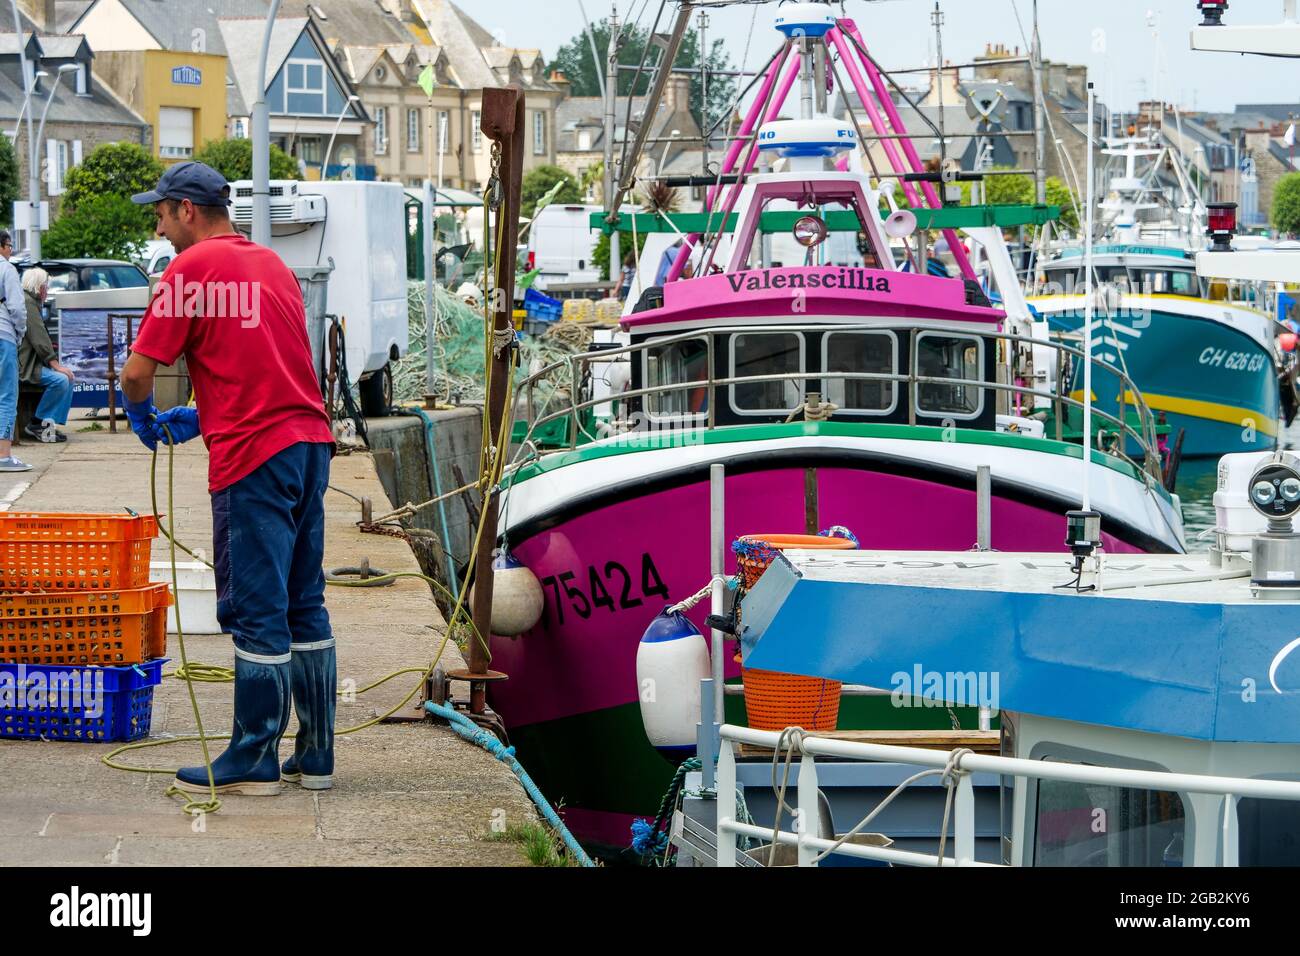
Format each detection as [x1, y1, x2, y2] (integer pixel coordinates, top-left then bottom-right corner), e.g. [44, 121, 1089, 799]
[9, 69, 47, 140]
[35, 64, 80, 160]
[322, 94, 361, 180]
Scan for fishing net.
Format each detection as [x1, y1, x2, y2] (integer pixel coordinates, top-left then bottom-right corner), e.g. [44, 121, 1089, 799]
[392, 281, 616, 408]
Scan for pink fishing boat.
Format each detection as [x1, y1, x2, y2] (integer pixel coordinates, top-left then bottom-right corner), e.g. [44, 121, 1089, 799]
[488, 6, 1185, 856]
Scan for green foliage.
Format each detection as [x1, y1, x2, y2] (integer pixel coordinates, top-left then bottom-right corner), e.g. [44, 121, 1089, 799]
[954, 168, 1079, 234]
[521, 164, 581, 220]
[484, 822, 580, 867]
[191, 138, 301, 184]
[0, 135, 18, 228]
[42, 193, 154, 260]
[591, 227, 649, 275]
[62, 142, 164, 215]
[552, 24, 735, 130]
[1272, 173, 1300, 236]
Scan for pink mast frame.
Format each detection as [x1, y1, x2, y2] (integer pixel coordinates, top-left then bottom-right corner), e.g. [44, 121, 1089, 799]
[664, 16, 977, 284]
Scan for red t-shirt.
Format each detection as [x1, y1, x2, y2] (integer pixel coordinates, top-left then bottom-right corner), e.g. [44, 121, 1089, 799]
[131, 233, 334, 492]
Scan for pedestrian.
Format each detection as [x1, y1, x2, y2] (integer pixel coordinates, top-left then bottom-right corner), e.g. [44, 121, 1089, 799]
[119, 161, 338, 795]
[0, 230, 31, 472]
[618, 248, 637, 300]
[19, 267, 74, 444]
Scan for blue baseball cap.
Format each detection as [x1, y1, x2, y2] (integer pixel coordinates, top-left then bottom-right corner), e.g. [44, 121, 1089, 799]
[132, 161, 231, 206]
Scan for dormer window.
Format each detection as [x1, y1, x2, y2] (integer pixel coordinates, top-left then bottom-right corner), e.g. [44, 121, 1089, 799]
[76, 63, 88, 96]
[375, 64, 387, 82]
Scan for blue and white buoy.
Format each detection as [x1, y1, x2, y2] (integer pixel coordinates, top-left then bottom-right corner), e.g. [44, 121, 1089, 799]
[635, 607, 711, 759]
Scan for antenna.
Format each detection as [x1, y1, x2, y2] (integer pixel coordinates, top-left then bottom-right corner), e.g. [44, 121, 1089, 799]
[1083, 80, 1095, 516]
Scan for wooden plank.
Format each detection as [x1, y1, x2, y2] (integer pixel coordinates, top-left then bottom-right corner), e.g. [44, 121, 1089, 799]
[738, 728, 1000, 758]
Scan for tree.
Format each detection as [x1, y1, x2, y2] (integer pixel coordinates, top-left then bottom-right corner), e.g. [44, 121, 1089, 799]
[552, 23, 735, 131]
[955, 168, 1079, 234]
[521, 164, 581, 220]
[1273, 173, 1300, 236]
[191, 138, 301, 184]
[0, 135, 17, 228]
[62, 142, 164, 214]
[42, 193, 154, 260]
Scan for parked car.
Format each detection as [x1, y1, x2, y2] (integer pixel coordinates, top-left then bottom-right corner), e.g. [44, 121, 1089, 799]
[137, 240, 177, 276]
[14, 258, 150, 293]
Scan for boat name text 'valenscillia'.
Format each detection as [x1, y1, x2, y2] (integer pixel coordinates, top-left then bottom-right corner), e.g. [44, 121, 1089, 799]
[725, 269, 892, 294]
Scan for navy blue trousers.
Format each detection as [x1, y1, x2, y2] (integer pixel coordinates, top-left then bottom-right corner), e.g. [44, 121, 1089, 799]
[212, 442, 333, 661]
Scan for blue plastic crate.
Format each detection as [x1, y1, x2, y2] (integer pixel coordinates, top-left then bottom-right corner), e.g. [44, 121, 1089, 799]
[0, 659, 166, 742]
[524, 287, 563, 321]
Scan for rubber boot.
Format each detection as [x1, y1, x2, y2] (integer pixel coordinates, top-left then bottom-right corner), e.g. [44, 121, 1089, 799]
[280, 639, 336, 790]
[174, 653, 291, 796]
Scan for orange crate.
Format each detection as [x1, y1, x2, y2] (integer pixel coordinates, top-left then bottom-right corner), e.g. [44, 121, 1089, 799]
[0, 512, 158, 592]
[0, 584, 171, 665]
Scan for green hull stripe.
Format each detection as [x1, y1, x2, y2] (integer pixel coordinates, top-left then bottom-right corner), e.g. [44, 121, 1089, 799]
[507, 421, 1157, 494]
[507, 689, 989, 817]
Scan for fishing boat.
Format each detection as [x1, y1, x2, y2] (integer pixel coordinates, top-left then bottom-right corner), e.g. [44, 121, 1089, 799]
[488, 4, 1185, 856]
[1028, 133, 1285, 458]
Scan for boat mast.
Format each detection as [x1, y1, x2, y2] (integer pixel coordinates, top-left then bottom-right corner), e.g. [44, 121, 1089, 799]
[1031, 0, 1046, 204]
[604, 3, 621, 283]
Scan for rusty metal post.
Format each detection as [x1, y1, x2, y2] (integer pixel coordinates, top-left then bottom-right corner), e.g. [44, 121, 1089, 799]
[459, 85, 525, 718]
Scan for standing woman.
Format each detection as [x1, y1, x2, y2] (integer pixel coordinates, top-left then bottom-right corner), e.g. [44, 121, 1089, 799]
[19, 267, 74, 443]
[0, 230, 30, 472]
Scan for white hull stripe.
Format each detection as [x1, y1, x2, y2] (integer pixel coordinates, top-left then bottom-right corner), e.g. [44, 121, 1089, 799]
[234, 648, 292, 665]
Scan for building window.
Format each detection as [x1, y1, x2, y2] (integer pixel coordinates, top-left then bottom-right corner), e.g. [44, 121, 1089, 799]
[374, 106, 388, 155]
[285, 58, 326, 114]
[407, 107, 421, 153]
[438, 110, 449, 153]
[75, 63, 87, 96]
[232, 118, 247, 139]
[533, 111, 546, 155]
[472, 110, 482, 152]
[159, 106, 195, 159]
[46, 140, 68, 195]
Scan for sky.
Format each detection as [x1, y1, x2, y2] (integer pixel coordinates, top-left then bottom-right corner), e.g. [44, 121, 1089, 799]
[472, 0, 1298, 115]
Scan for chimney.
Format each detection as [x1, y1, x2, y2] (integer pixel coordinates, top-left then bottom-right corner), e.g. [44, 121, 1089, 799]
[665, 72, 692, 112]
[550, 69, 571, 99]
[18, 0, 57, 30]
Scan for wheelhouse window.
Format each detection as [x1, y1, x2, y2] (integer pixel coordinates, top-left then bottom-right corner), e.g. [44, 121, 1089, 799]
[729, 332, 804, 415]
[822, 331, 896, 413]
[644, 337, 710, 418]
[1034, 777, 1186, 867]
[1135, 268, 1197, 297]
[1236, 796, 1300, 866]
[915, 333, 983, 418]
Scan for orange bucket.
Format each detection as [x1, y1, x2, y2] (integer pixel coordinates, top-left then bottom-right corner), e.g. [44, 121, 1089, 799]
[733, 532, 854, 732]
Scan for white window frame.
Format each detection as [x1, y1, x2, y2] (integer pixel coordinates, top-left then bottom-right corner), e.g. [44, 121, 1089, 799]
[374, 106, 388, 155]
[728, 331, 806, 417]
[533, 110, 546, 155]
[640, 335, 711, 425]
[284, 57, 326, 114]
[75, 63, 88, 96]
[46, 140, 68, 195]
[158, 106, 195, 159]
[472, 110, 482, 152]
[407, 107, 421, 153]
[821, 330, 899, 416]
[438, 110, 449, 153]
[912, 331, 985, 421]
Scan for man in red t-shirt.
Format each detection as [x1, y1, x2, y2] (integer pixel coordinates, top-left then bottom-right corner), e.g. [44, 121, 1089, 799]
[120, 161, 338, 797]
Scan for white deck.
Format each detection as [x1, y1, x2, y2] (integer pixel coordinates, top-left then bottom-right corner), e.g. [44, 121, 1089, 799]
[779, 548, 1296, 606]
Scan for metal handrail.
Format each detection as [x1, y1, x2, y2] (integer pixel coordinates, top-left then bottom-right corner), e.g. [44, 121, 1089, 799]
[512, 322, 1166, 482]
[715, 723, 1300, 868]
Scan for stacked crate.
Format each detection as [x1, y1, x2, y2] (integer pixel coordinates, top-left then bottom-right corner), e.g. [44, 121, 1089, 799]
[0, 513, 171, 742]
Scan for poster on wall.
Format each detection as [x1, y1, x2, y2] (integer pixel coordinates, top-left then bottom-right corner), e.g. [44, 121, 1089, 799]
[49, 288, 150, 410]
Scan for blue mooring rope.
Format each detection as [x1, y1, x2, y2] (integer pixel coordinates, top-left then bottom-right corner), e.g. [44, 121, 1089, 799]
[423, 700, 595, 867]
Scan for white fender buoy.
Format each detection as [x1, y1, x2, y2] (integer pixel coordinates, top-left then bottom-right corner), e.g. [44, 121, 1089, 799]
[483, 549, 543, 636]
[636, 608, 710, 758]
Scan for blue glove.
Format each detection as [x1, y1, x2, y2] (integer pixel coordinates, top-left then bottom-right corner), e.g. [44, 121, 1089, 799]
[122, 394, 160, 451]
[153, 407, 200, 445]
